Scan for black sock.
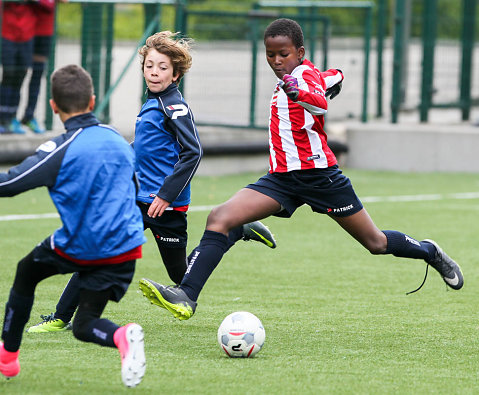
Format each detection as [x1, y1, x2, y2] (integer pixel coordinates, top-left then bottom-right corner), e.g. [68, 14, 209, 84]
[2, 289, 34, 352]
[55, 273, 81, 323]
[75, 318, 119, 348]
[383, 230, 435, 261]
[225, 226, 243, 251]
[181, 230, 229, 301]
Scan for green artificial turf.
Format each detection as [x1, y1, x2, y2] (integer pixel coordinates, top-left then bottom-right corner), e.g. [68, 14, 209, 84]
[0, 170, 477, 394]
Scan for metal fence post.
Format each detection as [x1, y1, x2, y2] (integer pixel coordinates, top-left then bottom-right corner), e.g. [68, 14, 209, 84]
[45, 6, 58, 131]
[376, 0, 386, 118]
[391, 0, 405, 123]
[460, 0, 476, 121]
[420, 0, 437, 123]
[361, 6, 372, 123]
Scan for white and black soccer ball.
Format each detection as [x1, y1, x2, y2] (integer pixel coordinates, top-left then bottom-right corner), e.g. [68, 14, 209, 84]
[217, 311, 265, 358]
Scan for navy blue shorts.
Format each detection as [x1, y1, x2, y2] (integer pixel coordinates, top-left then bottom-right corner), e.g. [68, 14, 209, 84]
[1, 38, 33, 68]
[33, 35, 52, 57]
[246, 166, 363, 218]
[33, 237, 135, 302]
[138, 202, 188, 248]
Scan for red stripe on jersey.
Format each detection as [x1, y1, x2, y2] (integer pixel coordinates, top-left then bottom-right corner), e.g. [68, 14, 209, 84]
[269, 86, 286, 172]
[268, 60, 339, 173]
[287, 100, 314, 170]
[172, 204, 189, 212]
[54, 245, 142, 266]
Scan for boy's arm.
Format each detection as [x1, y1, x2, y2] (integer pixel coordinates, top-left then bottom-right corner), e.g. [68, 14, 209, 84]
[0, 137, 65, 197]
[157, 106, 203, 204]
[282, 68, 343, 115]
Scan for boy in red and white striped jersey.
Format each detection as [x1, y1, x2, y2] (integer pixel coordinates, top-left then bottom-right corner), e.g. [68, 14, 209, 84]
[139, 18, 463, 320]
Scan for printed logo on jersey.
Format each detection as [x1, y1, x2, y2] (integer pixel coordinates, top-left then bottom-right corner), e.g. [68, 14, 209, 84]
[313, 82, 325, 96]
[149, 193, 157, 198]
[167, 104, 188, 119]
[136, 116, 142, 123]
[307, 154, 321, 161]
[36, 140, 57, 153]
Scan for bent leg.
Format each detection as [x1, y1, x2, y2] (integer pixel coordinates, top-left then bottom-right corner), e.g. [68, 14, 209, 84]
[54, 272, 81, 323]
[158, 245, 187, 284]
[181, 188, 281, 301]
[332, 208, 435, 260]
[206, 188, 281, 235]
[3, 251, 58, 352]
[72, 289, 118, 348]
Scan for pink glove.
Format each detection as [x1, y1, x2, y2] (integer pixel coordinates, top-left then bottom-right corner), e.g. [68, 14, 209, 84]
[281, 74, 299, 101]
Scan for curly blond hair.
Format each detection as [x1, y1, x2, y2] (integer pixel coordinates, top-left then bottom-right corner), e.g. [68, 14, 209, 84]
[139, 31, 193, 85]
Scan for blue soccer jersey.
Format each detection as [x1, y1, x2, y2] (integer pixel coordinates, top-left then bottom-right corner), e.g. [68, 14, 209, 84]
[134, 83, 202, 207]
[0, 112, 146, 260]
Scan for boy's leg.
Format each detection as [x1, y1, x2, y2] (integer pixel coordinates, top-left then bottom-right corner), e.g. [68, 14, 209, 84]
[27, 272, 80, 333]
[1, 251, 58, 378]
[140, 188, 281, 320]
[0, 39, 32, 132]
[333, 208, 463, 290]
[157, 245, 187, 285]
[22, 36, 51, 133]
[73, 288, 145, 388]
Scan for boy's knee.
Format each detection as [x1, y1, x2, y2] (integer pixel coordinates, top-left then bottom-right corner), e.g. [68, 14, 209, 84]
[71, 312, 92, 342]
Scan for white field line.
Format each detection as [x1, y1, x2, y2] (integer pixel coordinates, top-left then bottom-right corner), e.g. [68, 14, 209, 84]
[1, 192, 479, 222]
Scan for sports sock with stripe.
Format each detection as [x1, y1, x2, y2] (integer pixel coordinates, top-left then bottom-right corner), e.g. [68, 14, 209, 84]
[382, 230, 436, 260]
[181, 230, 229, 301]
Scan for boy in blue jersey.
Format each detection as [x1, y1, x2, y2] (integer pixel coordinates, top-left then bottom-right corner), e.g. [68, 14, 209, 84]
[0, 64, 146, 387]
[27, 31, 276, 332]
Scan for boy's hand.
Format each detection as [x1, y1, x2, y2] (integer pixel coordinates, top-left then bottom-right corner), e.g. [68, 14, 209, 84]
[147, 196, 170, 218]
[281, 74, 299, 101]
[325, 81, 342, 100]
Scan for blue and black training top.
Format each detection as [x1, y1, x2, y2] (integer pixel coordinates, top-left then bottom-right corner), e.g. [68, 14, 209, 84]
[134, 83, 202, 207]
[0, 112, 146, 260]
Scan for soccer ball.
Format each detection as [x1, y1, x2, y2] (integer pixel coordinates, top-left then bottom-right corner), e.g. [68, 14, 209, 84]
[217, 311, 265, 358]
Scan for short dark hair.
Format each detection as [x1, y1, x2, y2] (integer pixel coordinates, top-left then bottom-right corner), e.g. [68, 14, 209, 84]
[263, 18, 304, 49]
[50, 64, 93, 113]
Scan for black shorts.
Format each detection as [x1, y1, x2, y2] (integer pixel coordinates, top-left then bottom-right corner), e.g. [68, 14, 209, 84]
[246, 166, 363, 218]
[33, 237, 135, 302]
[138, 202, 188, 248]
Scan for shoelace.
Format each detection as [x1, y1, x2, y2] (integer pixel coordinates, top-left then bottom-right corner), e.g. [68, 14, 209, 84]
[406, 264, 430, 295]
[39, 313, 56, 323]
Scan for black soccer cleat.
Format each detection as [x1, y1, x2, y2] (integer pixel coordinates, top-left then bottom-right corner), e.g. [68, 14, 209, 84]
[242, 221, 277, 249]
[139, 278, 196, 320]
[424, 239, 464, 290]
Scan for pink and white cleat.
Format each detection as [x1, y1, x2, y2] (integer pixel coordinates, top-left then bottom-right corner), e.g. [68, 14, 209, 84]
[113, 323, 146, 388]
[0, 342, 20, 379]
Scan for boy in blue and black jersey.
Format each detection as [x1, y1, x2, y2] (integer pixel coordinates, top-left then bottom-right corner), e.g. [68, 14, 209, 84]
[0, 64, 146, 387]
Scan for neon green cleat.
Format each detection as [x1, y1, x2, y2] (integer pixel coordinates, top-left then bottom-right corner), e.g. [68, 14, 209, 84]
[242, 221, 277, 248]
[26, 313, 72, 333]
[139, 278, 196, 320]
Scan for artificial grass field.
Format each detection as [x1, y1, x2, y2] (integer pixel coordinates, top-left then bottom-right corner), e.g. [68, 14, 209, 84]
[0, 169, 478, 394]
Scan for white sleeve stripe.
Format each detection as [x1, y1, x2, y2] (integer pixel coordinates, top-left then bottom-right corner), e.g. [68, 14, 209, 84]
[0, 128, 83, 187]
[296, 100, 327, 115]
[324, 74, 342, 89]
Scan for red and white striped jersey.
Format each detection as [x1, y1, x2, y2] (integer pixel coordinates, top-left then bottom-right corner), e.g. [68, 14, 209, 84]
[268, 59, 343, 173]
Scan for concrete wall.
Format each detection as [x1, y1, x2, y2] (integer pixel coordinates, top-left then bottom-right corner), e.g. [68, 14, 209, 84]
[345, 121, 479, 173]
